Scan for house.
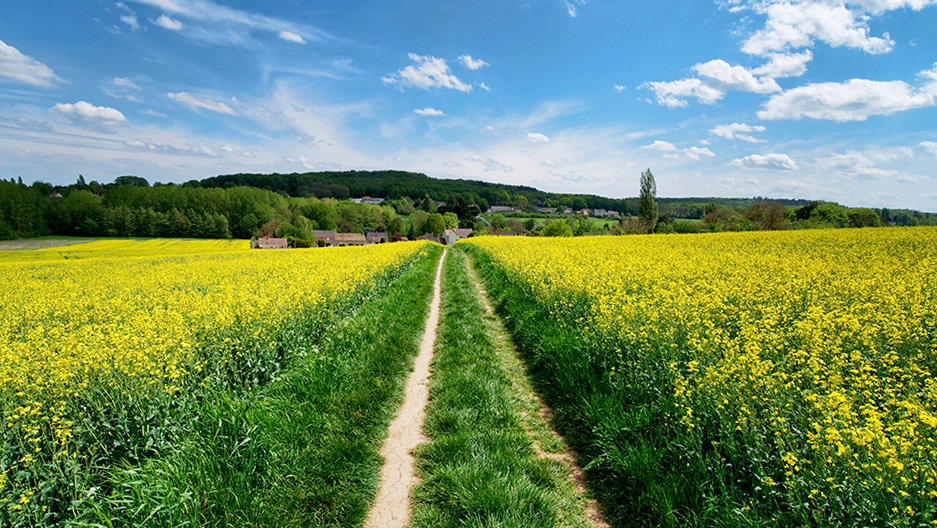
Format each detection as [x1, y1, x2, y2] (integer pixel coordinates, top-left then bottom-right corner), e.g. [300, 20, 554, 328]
[593, 208, 609, 217]
[253, 237, 288, 249]
[351, 196, 383, 205]
[607, 210, 621, 218]
[562, 208, 573, 215]
[538, 207, 558, 214]
[444, 228, 473, 246]
[312, 230, 337, 247]
[366, 231, 389, 244]
[334, 233, 367, 246]
[489, 205, 518, 213]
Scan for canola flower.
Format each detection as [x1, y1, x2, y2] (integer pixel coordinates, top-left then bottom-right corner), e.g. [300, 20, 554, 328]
[0, 238, 432, 522]
[462, 228, 937, 525]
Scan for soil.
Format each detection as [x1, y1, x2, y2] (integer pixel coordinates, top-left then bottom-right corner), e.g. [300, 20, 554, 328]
[363, 250, 446, 528]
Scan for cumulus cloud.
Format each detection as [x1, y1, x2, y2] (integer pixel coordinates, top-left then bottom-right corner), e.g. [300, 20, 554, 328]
[279, 31, 305, 44]
[168, 92, 236, 114]
[711, 122, 767, 142]
[0, 39, 62, 87]
[758, 64, 937, 121]
[642, 140, 714, 160]
[527, 132, 550, 143]
[50, 101, 127, 125]
[645, 60, 779, 107]
[383, 53, 472, 92]
[155, 14, 183, 30]
[731, 153, 799, 170]
[647, 1, 937, 108]
[414, 107, 445, 116]
[815, 150, 902, 179]
[642, 140, 679, 153]
[458, 55, 488, 70]
[921, 141, 937, 156]
[614, 84, 626, 92]
[685, 146, 716, 160]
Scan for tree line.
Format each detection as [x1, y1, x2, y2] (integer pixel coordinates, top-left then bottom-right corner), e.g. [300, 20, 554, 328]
[2, 172, 935, 241]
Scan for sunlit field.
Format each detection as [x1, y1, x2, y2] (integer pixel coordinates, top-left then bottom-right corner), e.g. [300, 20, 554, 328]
[0, 239, 433, 524]
[462, 227, 937, 526]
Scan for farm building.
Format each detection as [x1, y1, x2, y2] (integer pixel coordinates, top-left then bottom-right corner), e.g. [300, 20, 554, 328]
[444, 228, 473, 246]
[312, 230, 337, 247]
[253, 237, 288, 249]
[334, 233, 367, 247]
[366, 231, 389, 244]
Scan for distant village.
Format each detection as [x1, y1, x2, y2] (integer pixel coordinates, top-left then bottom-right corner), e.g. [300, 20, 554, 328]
[253, 228, 474, 249]
[251, 194, 624, 249]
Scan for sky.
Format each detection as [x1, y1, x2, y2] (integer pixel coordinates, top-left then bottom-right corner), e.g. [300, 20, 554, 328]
[2, 0, 937, 211]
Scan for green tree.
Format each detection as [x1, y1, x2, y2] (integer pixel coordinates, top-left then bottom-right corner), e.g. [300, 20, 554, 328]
[638, 168, 658, 234]
[426, 213, 446, 237]
[443, 212, 460, 230]
[542, 219, 573, 237]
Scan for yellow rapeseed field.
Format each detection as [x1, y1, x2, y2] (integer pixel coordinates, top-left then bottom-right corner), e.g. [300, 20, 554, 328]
[462, 228, 937, 524]
[0, 239, 431, 518]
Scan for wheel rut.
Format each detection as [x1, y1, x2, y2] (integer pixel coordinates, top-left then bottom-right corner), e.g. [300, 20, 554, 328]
[364, 249, 446, 528]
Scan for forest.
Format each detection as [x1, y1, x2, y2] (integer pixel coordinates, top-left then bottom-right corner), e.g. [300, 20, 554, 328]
[2, 171, 936, 241]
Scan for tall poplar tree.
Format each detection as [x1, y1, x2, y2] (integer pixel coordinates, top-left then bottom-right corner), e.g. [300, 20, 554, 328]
[638, 168, 658, 234]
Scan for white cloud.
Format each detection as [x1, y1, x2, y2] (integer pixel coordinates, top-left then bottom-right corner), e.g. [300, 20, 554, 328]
[478, 82, 491, 91]
[686, 146, 716, 160]
[527, 132, 550, 143]
[458, 55, 488, 70]
[711, 122, 767, 143]
[466, 156, 513, 172]
[694, 59, 780, 94]
[383, 53, 472, 92]
[758, 64, 937, 121]
[614, 84, 626, 92]
[813, 147, 913, 179]
[0, 39, 62, 87]
[731, 153, 799, 170]
[740, 1, 897, 56]
[168, 92, 236, 114]
[414, 107, 445, 116]
[114, 77, 142, 91]
[642, 140, 679, 152]
[50, 101, 127, 125]
[155, 14, 183, 30]
[921, 141, 937, 156]
[116, 2, 141, 30]
[279, 31, 305, 44]
[752, 50, 813, 78]
[645, 60, 778, 107]
[126, 0, 325, 45]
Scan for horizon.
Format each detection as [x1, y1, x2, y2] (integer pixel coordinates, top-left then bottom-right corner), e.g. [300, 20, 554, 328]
[2, 1, 937, 212]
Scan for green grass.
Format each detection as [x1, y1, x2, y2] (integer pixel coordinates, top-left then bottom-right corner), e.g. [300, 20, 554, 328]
[410, 247, 593, 528]
[75, 245, 444, 527]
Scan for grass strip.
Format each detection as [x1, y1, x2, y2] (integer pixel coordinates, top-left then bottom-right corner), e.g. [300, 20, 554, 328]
[410, 247, 593, 528]
[460, 243, 656, 528]
[80, 244, 444, 527]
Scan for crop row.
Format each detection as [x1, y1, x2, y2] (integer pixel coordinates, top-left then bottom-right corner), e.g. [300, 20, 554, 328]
[461, 227, 937, 527]
[0, 239, 434, 525]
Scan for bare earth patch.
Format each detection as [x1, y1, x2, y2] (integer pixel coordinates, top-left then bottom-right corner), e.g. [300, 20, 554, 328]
[0, 239, 93, 251]
[364, 250, 446, 528]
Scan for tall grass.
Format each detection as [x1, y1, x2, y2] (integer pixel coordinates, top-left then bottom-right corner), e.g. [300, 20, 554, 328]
[70, 244, 444, 526]
[410, 248, 592, 528]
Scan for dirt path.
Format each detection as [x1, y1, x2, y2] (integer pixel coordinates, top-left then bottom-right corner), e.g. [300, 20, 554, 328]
[464, 257, 612, 528]
[364, 249, 446, 528]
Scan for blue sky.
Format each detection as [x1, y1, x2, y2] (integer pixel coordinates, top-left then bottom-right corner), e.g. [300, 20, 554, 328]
[2, 0, 937, 211]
